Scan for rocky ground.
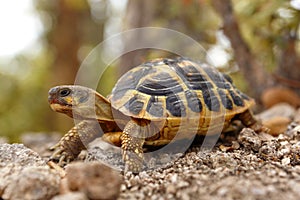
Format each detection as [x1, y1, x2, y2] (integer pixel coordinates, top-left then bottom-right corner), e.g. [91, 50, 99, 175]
[1, 103, 300, 200]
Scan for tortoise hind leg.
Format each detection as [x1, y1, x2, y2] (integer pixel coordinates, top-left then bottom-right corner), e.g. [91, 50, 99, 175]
[238, 109, 269, 133]
[121, 119, 147, 173]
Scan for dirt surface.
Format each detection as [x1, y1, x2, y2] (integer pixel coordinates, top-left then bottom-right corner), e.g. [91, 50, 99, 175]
[119, 127, 300, 200]
[1, 103, 300, 200]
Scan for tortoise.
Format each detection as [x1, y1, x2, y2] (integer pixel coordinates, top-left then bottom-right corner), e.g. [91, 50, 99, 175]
[48, 57, 265, 172]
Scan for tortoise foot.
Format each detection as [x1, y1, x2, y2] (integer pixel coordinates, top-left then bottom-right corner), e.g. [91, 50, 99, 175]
[123, 150, 143, 173]
[49, 144, 74, 166]
[250, 123, 270, 134]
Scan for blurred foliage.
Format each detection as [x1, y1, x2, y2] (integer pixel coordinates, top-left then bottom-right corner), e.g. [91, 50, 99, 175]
[233, 0, 300, 70]
[0, 0, 299, 140]
[0, 51, 54, 141]
[151, 0, 221, 47]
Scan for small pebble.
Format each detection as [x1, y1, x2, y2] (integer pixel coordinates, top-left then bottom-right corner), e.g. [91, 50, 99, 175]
[281, 157, 291, 166]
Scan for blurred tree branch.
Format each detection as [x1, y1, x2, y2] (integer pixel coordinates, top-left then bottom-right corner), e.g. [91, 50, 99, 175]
[277, 30, 300, 85]
[119, 0, 220, 78]
[38, 0, 107, 131]
[211, 0, 274, 100]
[212, 0, 300, 108]
[49, 0, 104, 85]
[119, 0, 158, 77]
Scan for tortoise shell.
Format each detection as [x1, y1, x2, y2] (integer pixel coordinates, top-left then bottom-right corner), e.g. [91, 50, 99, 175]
[109, 57, 254, 122]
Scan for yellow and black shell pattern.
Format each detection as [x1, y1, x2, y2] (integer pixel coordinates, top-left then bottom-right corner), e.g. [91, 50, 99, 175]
[109, 57, 254, 121]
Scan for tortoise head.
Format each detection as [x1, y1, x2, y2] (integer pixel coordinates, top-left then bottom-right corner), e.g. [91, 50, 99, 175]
[48, 85, 114, 121]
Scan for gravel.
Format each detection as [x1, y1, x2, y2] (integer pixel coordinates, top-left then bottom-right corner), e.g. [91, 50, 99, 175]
[70, 121, 300, 200]
[117, 121, 300, 200]
[1, 105, 300, 200]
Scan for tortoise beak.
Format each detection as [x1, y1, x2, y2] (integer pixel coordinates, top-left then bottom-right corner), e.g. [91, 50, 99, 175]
[48, 86, 74, 107]
[48, 87, 59, 104]
[48, 86, 74, 115]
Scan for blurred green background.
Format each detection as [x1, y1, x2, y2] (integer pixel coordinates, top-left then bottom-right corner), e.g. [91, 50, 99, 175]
[0, 0, 299, 141]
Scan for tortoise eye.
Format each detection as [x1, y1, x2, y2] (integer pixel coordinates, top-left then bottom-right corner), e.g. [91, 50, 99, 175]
[59, 88, 71, 97]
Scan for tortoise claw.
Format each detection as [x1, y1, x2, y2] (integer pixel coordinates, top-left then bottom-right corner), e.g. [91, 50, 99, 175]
[49, 144, 74, 167]
[50, 147, 64, 158]
[49, 143, 60, 151]
[58, 154, 66, 166]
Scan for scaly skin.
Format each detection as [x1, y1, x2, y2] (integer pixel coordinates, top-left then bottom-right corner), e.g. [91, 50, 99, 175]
[121, 120, 145, 172]
[50, 120, 101, 164]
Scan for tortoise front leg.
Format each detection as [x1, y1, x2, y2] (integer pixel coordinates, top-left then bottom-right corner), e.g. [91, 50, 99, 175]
[121, 120, 147, 173]
[50, 120, 101, 166]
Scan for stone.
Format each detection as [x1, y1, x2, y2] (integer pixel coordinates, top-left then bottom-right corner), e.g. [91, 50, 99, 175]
[256, 103, 296, 135]
[294, 108, 300, 122]
[285, 121, 300, 140]
[51, 192, 88, 200]
[21, 132, 61, 157]
[65, 162, 123, 200]
[86, 138, 123, 171]
[0, 137, 8, 144]
[0, 143, 45, 167]
[1, 166, 60, 200]
[261, 87, 300, 108]
[263, 116, 291, 136]
[257, 103, 295, 121]
[0, 143, 60, 200]
[238, 128, 262, 151]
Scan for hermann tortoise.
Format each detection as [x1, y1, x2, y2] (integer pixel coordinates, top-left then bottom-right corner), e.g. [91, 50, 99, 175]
[48, 57, 266, 172]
